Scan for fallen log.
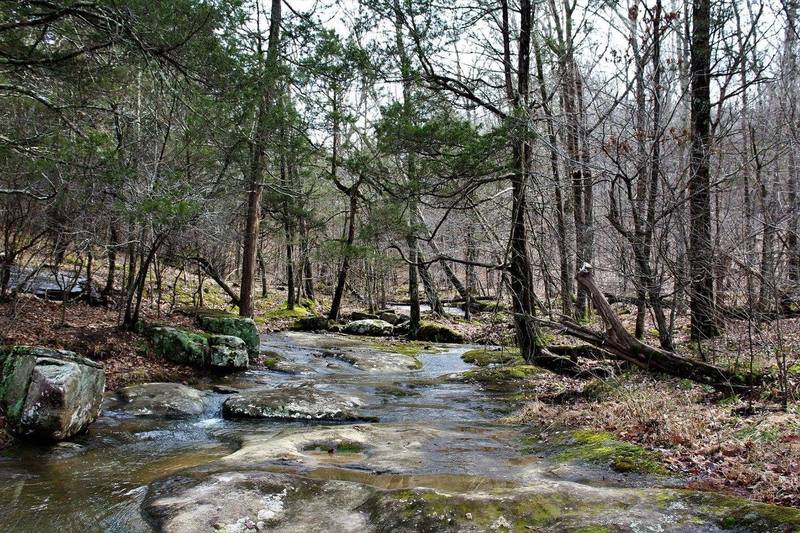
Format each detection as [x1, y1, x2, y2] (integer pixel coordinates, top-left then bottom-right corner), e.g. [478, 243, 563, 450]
[535, 264, 761, 392]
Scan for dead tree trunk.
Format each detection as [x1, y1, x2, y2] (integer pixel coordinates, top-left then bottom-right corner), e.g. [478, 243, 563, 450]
[538, 265, 760, 391]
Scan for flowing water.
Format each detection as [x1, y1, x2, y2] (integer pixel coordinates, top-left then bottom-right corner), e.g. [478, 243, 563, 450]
[0, 332, 796, 532]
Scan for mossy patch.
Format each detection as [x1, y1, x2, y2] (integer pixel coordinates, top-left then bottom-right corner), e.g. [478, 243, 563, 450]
[368, 340, 431, 358]
[461, 347, 522, 367]
[546, 430, 666, 475]
[264, 303, 312, 319]
[672, 491, 800, 531]
[462, 365, 545, 385]
[581, 378, 616, 402]
[415, 322, 465, 343]
[365, 488, 604, 531]
[148, 326, 209, 366]
[257, 350, 284, 370]
[302, 440, 365, 454]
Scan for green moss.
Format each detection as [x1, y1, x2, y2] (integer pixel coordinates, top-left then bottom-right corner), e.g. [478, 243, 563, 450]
[148, 326, 209, 366]
[368, 340, 427, 357]
[415, 322, 465, 343]
[367, 488, 605, 531]
[552, 430, 666, 475]
[674, 491, 800, 531]
[463, 365, 545, 384]
[788, 363, 800, 376]
[195, 313, 259, 355]
[264, 303, 312, 319]
[582, 378, 616, 402]
[461, 348, 523, 367]
[302, 440, 364, 454]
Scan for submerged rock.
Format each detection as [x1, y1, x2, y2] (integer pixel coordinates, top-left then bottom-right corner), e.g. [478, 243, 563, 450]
[208, 335, 249, 371]
[343, 319, 394, 337]
[222, 384, 371, 422]
[113, 383, 209, 418]
[144, 471, 373, 533]
[222, 424, 447, 472]
[0, 346, 105, 440]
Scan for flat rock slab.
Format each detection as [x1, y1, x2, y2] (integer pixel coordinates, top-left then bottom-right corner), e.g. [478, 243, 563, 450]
[222, 424, 446, 472]
[112, 383, 210, 418]
[143, 467, 800, 533]
[222, 384, 371, 422]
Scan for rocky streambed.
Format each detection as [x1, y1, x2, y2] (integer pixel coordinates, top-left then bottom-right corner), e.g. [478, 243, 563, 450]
[1, 331, 798, 532]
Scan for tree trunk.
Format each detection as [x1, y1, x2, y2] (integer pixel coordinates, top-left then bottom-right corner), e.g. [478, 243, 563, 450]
[416, 248, 444, 315]
[688, 0, 719, 339]
[103, 225, 117, 296]
[240, 0, 282, 318]
[329, 190, 357, 320]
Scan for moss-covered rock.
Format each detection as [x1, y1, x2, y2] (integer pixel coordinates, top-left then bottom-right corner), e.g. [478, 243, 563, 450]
[363, 487, 603, 532]
[669, 490, 800, 531]
[415, 322, 465, 343]
[581, 378, 617, 402]
[148, 326, 209, 367]
[461, 347, 523, 367]
[195, 311, 259, 354]
[528, 430, 666, 475]
[461, 365, 546, 389]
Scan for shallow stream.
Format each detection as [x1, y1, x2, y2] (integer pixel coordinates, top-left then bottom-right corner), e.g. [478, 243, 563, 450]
[0, 332, 796, 532]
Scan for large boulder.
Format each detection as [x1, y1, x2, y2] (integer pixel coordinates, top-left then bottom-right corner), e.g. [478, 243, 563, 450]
[222, 384, 372, 422]
[112, 383, 209, 418]
[0, 346, 105, 440]
[208, 335, 249, 371]
[343, 319, 394, 337]
[195, 311, 260, 355]
[148, 326, 208, 367]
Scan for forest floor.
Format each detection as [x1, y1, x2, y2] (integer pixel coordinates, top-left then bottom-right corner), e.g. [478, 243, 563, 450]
[0, 289, 798, 510]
